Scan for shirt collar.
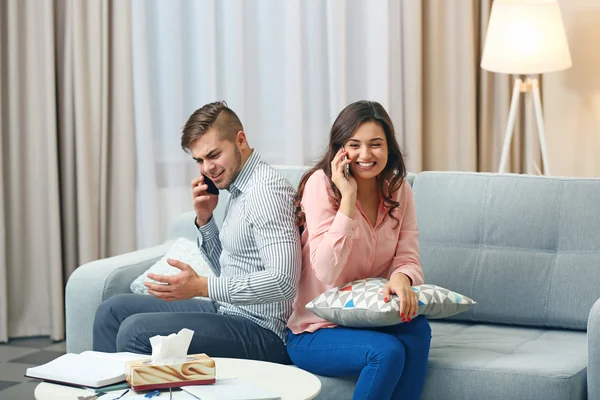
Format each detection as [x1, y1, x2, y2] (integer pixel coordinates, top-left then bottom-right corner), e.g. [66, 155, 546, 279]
[228, 149, 260, 195]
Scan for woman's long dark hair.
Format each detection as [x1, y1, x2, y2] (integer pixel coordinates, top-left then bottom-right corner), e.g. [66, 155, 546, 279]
[294, 100, 407, 229]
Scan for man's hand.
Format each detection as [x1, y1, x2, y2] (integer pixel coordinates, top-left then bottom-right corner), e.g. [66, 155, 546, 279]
[192, 175, 219, 227]
[383, 273, 418, 322]
[145, 259, 209, 300]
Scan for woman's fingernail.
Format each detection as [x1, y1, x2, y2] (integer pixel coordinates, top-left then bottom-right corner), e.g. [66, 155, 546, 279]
[402, 318, 406, 322]
[408, 318, 411, 322]
[384, 297, 388, 302]
[401, 313, 404, 317]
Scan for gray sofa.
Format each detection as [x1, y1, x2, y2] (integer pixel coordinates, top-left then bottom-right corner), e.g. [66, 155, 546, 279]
[66, 170, 600, 399]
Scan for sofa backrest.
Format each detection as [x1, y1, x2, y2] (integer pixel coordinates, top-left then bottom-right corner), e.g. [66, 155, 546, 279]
[413, 171, 600, 330]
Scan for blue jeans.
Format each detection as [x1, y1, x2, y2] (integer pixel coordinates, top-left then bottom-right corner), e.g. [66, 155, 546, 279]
[286, 316, 431, 400]
[93, 294, 290, 364]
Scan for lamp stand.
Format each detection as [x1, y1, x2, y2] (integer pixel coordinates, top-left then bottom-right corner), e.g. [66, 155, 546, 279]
[498, 76, 551, 175]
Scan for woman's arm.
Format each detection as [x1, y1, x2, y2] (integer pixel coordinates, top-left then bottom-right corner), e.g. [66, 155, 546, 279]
[303, 171, 358, 286]
[388, 183, 424, 286]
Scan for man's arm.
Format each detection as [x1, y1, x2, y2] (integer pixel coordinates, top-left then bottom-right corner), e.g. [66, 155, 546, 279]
[208, 180, 301, 305]
[196, 217, 222, 277]
[192, 174, 222, 276]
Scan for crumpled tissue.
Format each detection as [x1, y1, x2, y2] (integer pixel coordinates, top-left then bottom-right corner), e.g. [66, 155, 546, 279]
[149, 328, 194, 365]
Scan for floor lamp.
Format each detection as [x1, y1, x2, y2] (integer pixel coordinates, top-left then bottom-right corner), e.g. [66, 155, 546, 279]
[481, 0, 572, 175]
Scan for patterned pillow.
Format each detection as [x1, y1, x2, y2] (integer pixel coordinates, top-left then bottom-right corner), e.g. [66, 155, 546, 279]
[305, 277, 476, 328]
[130, 237, 214, 296]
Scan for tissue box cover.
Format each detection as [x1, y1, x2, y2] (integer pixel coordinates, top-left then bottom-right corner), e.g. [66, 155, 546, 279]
[125, 353, 216, 391]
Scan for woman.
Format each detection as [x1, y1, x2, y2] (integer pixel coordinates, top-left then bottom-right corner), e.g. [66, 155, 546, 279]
[286, 101, 431, 400]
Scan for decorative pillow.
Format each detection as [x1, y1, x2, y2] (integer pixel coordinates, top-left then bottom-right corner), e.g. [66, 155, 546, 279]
[130, 237, 214, 296]
[305, 277, 476, 328]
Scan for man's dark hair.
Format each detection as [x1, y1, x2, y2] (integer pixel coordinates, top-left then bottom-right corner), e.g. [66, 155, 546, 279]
[181, 101, 244, 151]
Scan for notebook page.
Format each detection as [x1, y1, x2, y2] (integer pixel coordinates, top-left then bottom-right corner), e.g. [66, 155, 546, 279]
[25, 353, 125, 387]
[81, 351, 150, 362]
[182, 378, 280, 400]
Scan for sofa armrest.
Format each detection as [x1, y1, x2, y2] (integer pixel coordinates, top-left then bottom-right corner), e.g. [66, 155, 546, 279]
[65, 242, 171, 353]
[588, 297, 600, 400]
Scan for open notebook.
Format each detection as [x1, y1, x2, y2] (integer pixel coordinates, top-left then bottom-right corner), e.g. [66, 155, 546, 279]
[25, 351, 149, 388]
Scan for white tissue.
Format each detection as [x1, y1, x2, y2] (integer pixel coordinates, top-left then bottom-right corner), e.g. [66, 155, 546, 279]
[149, 328, 194, 365]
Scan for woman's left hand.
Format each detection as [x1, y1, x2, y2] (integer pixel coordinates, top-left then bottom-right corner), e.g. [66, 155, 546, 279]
[383, 273, 418, 322]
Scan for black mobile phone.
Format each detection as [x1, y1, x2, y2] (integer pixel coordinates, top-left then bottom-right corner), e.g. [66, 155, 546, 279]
[202, 174, 220, 195]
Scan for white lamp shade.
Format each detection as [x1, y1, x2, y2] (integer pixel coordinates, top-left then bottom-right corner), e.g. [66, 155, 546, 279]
[481, 0, 572, 74]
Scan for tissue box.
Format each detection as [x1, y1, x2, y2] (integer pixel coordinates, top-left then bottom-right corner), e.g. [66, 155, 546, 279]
[125, 353, 216, 391]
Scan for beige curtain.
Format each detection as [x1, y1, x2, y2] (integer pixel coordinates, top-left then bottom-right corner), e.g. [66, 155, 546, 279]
[0, 8, 7, 341]
[0, 0, 63, 342]
[55, 0, 136, 274]
[399, 0, 542, 174]
[0, 0, 135, 342]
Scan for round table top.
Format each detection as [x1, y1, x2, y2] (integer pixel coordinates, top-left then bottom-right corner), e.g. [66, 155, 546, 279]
[34, 357, 321, 400]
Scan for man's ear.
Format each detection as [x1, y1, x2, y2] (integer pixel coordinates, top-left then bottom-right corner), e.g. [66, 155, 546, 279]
[235, 131, 248, 149]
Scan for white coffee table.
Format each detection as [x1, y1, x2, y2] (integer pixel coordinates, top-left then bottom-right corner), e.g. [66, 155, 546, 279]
[34, 357, 321, 400]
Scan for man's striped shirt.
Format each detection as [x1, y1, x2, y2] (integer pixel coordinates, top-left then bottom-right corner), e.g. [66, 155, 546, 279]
[197, 150, 301, 341]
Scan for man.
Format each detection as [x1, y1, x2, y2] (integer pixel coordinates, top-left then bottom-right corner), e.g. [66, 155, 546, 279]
[93, 101, 301, 364]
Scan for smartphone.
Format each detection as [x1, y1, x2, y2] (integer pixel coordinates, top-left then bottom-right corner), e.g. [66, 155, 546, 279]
[341, 147, 350, 179]
[202, 174, 220, 195]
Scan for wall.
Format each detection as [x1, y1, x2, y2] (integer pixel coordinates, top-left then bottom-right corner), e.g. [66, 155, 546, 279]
[544, 0, 600, 177]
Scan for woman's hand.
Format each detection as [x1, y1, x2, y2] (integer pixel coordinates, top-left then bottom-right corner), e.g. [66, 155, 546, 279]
[331, 148, 357, 198]
[383, 273, 418, 322]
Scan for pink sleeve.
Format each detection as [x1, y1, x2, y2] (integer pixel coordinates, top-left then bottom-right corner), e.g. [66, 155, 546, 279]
[389, 183, 424, 286]
[302, 171, 358, 285]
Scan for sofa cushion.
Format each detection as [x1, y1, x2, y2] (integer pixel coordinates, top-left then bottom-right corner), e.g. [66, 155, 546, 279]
[413, 172, 600, 329]
[299, 321, 588, 400]
[422, 321, 588, 400]
[305, 278, 475, 327]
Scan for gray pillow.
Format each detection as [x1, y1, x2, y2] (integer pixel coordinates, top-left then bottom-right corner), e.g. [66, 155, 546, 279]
[306, 277, 476, 328]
